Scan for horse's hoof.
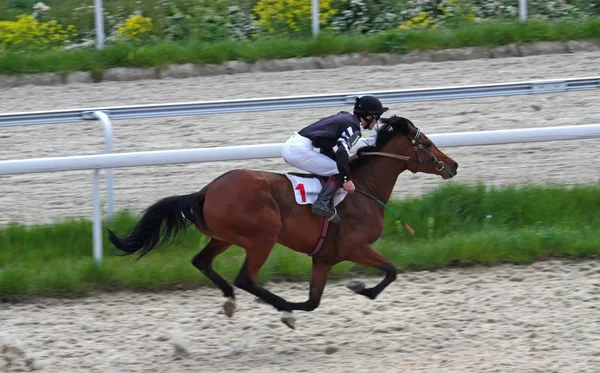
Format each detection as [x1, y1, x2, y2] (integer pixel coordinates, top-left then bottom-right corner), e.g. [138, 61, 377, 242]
[346, 280, 366, 294]
[223, 297, 236, 318]
[280, 311, 296, 330]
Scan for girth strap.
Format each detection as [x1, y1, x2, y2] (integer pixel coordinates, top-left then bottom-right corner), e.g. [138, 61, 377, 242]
[308, 176, 333, 257]
[309, 218, 330, 257]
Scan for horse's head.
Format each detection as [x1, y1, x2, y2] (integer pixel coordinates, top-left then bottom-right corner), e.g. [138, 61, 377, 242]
[358, 115, 458, 179]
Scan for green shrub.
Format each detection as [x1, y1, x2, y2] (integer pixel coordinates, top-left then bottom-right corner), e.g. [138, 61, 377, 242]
[114, 14, 154, 44]
[1, 0, 598, 48]
[252, 0, 338, 35]
[329, 0, 402, 34]
[161, 0, 258, 42]
[0, 14, 77, 51]
[400, 0, 479, 30]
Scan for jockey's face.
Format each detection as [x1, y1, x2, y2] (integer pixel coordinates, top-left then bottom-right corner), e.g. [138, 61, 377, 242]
[361, 116, 379, 130]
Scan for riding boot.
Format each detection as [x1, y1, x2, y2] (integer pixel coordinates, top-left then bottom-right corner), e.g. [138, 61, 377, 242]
[311, 175, 341, 223]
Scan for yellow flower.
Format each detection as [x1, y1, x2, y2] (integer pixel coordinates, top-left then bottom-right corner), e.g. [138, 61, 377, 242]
[0, 14, 77, 51]
[397, 11, 433, 31]
[253, 0, 337, 34]
[115, 15, 153, 43]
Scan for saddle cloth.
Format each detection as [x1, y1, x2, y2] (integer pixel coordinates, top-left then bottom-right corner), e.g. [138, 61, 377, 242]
[284, 172, 348, 207]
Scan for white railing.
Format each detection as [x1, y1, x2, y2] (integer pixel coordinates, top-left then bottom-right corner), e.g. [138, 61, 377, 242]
[2, 77, 598, 219]
[1, 124, 599, 265]
[312, 0, 320, 37]
[94, 0, 105, 49]
[3, 77, 597, 126]
[519, 0, 528, 23]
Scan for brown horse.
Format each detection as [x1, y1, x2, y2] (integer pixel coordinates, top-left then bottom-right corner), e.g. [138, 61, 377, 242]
[107, 115, 458, 329]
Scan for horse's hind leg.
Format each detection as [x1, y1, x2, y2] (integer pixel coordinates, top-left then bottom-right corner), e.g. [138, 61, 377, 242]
[191, 238, 236, 317]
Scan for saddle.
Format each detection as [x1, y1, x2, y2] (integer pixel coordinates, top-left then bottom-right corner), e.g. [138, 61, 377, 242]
[284, 172, 346, 256]
[284, 172, 348, 207]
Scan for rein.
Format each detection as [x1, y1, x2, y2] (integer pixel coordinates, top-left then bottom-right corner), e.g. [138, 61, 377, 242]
[360, 151, 413, 162]
[360, 151, 443, 170]
[355, 189, 415, 235]
[360, 127, 445, 171]
[353, 126, 441, 235]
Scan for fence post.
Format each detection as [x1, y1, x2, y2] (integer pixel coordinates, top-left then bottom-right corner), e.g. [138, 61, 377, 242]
[519, 0, 528, 23]
[311, 0, 319, 37]
[94, 0, 105, 49]
[92, 111, 115, 220]
[92, 169, 103, 265]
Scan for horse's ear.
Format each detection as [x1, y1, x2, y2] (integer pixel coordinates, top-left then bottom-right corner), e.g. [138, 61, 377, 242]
[380, 115, 397, 125]
[398, 117, 411, 133]
[385, 115, 410, 134]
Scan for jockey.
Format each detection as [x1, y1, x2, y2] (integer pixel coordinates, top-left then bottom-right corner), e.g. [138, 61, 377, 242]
[282, 95, 388, 222]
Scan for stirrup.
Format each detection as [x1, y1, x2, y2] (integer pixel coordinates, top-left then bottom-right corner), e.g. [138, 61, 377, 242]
[328, 211, 341, 224]
[312, 205, 341, 224]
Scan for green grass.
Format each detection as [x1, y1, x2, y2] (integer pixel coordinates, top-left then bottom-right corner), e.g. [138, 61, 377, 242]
[0, 17, 598, 76]
[1, 183, 599, 300]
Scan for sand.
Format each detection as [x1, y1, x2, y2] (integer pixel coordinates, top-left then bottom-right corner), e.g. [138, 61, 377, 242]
[1, 260, 599, 372]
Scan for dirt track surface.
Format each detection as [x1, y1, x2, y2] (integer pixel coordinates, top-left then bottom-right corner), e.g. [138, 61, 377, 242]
[1, 260, 599, 372]
[0, 51, 599, 224]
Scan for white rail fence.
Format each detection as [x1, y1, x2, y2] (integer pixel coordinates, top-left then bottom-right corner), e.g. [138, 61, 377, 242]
[3, 77, 597, 126]
[2, 77, 598, 219]
[1, 124, 600, 265]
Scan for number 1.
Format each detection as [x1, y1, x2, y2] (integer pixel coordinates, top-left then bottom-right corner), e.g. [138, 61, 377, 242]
[295, 183, 306, 202]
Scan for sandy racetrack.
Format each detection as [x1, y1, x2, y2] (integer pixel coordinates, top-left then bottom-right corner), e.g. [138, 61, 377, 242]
[1, 52, 600, 372]
[1, 261, 599, 372]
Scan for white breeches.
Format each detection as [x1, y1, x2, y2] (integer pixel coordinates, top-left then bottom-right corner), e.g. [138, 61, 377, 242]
[281, 133, 339, 176]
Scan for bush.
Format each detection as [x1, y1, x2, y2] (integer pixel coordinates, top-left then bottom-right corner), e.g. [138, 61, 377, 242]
[470, 0, 589, 20]
[398, 11, 439, 30]
[224, 5, 261, 40]
[114, 14, 154, 44]
[0, 14, 77, 51]
[0, 0, 598, 50]
[253, 0, 338, 35]
[400, 0, 477, 30]
[397, 0, 591, 31]
[163, 1, 258, 41]
[527, 0, 589, 19]
[329, 0, 402, 34]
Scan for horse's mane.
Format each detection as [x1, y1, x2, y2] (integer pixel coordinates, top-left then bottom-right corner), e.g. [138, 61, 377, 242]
[350, 115, 413, 172]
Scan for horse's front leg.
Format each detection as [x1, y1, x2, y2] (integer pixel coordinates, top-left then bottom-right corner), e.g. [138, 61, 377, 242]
[288, 261, 333, 312]
[344, 245, 397, 300]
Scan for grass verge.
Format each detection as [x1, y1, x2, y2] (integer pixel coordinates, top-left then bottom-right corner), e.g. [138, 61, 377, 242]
[0, 18, 598, 76]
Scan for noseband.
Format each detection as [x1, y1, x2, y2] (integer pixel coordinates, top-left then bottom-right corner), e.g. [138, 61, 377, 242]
[361, 127, 445, 171]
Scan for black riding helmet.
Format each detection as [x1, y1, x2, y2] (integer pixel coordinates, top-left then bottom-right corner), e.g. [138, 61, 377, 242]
[353, 95, 389, 120]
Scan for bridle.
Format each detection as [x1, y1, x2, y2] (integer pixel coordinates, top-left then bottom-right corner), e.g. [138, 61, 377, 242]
[361, 127, 445, 172]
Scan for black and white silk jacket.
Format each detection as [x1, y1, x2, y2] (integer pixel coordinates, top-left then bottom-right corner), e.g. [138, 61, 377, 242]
[298, 111, 363, 181]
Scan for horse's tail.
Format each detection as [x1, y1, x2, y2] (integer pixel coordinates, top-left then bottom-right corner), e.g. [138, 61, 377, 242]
[107, 192, 205, 260]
